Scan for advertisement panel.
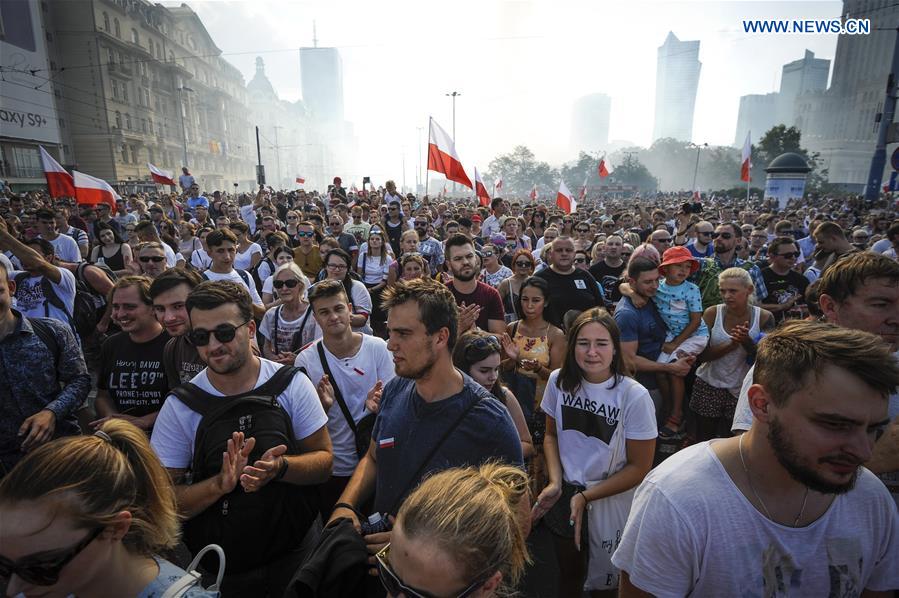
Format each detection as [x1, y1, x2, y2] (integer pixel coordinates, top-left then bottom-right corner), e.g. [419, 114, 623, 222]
[0, 0, 62, 144]
[764, 175, 807, 210]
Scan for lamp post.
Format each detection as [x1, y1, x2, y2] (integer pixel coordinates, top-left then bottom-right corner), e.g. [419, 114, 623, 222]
[690, 142, 708, 192]
[177, 86, 194, 168]
[417, 126, 424, 196]
[446, 91, 460, 193]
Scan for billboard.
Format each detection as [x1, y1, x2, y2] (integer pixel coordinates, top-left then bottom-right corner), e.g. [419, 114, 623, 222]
[0, 0, 62, 144]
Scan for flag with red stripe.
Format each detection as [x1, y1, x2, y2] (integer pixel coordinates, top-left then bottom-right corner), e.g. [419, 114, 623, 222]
[147, 163, 176, 186]
[73, 171, 121, 207]
[556, 181, 576, 214]
[741, 131, 752, 182]
[39, 146, 75, 198]
[474, 167, 490, 207]
[427, 117, 472, 188]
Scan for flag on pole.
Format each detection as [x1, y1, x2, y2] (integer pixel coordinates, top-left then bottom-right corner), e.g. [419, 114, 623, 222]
[147, 163, 176, 186]
[529, 184, 538, 201]
[579, 176, 588, 201]
[740, 131, 752, 182]
[598, 157, 610, 178]
[557, 181, 576, 214]
[427, 117, 472, 188]
[39, 146, 75, 198]
[693, 187, 702, 202]
[474, 168, 490, 207]
[494, 176, 503, 192]
[296, 176, 305, 185]
[73, 171, 121, 207]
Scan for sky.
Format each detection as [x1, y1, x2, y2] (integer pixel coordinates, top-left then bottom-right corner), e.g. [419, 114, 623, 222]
[170, 0, 845, 183]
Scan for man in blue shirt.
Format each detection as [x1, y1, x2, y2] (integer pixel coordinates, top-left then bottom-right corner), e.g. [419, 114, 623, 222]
[184, 182, 209, 215]
[328, 277, 522, 571]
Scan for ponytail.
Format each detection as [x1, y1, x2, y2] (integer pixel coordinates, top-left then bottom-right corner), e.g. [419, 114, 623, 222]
[0, 420, 179, 556]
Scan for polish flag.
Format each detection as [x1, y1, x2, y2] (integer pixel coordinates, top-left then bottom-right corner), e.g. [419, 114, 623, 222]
[296, 176, 305, 185]
[494, 176, 503, 192]
[73, 171, 121, 207]
[39, 146, 75, 198]
[474, 168, 490, 207]
[556, 181, 576, 214]
[529, 184, 538, 201]
[740, 131, 752, 182]
[579, 176, 588, 201]
[147, 163, 176, 186]
[693, 187, 702, 202]
[598, 157, 610, 178]
[427, 117, 472, 188]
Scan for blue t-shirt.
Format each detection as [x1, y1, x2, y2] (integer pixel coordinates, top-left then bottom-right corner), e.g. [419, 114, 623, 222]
[653, 279, 708, 338]
[371, 372, 523, 515]
[614, 296, 667, 389]
[137, 557, 219, 597]
[186, 195, 209, 212]
[686, 241, 713, 258]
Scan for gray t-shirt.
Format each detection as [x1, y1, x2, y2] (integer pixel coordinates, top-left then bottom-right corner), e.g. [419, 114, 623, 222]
[612, 441, 899, 596]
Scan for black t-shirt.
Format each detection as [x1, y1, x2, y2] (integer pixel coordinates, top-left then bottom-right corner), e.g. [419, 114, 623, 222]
[588, 260, 626, 304]
[535, 268, 605, 329]
[760, 266, 810, 323]
[98, 330, 170, 417]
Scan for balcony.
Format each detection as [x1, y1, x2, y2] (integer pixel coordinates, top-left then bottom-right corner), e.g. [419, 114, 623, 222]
[141, 75, 150, 87]
[108, 61, 132, 77]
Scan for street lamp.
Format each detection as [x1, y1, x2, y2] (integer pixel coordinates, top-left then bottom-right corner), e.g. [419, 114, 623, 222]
[177, 86, 194, 168]
[689, 142, 708, 192]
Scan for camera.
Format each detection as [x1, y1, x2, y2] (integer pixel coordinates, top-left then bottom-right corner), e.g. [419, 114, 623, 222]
[681, 202, 702, 215]
[360, 512, 392, 536]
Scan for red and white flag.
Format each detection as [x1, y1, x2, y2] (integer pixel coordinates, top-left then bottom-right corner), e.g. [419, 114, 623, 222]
[693, 187, 702, 202]
[556, 181, 576, 214]
[474, 168, 491, 207]
[494, 176, 503, 192]
[598, 157, 610, 178]
[427, 117, 472, 189]
[39, 146, 75, 198]
[740, 131, 752, 183]
[296, 176, 305, 185]
[529, 184, 538, 201]
[73, 171, 121, 207]
[579, 176, 588, 201]
[147, 163, 176, 186]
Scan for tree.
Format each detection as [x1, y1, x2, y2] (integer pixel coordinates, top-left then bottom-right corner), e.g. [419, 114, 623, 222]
[755, 125, 831, 195]
[611, 154, 658, 192]
[486, 146, 558, 197]
[560, 151, 604, 190]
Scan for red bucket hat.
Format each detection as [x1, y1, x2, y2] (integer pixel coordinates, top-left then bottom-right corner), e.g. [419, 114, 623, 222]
[659, 246, 700, 275]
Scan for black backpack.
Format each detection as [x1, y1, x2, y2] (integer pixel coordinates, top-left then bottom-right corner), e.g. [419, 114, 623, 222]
[14, 270, 100, 340]
[168, 365, 319, 574]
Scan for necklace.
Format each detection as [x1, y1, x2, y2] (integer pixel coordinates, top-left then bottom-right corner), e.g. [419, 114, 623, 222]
[739, 434, 809, 527]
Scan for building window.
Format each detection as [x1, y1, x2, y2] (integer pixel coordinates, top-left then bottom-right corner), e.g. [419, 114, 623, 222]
[102, 12, 110, 31]
[141, 118, 147, 133]
[125, 113, 132, 130]
[131, 28, 139, 44]
[148, 39, 154, 57]
[114, 18, 120, 38]
[121, 144, 129, 163]
[115, 111, 122, 128]
[122, 83, 129, 102]
[131, 145, 139, 164]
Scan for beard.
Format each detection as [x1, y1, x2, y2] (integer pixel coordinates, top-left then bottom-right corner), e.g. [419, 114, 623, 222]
[768, 416, 859, 495]
[396, 343, 439, 380]
[206, 346, 248, 375]
[451, 267, 476, 282]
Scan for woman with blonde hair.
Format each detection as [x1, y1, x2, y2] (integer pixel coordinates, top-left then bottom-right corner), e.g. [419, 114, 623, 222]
[259, 262, 318, 364]
[0, 419, 221, 596]
[691, 267, 774, 441]
[376, 463, 530, 598]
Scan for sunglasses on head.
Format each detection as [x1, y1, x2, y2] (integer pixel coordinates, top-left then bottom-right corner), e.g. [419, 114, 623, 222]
[139, 256, 165, 263]
[0, 526, 104, 586]
[711, 232, 733, 239]
[273, 279, 301, 289]
[187, 320, 251, 346]
[377, 544, 485, 598]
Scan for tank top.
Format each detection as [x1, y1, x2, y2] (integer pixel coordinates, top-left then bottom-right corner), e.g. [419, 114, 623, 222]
[512, 321, 552, 380]
[696, 304, 760, 396]
[96, 243, 125, 271]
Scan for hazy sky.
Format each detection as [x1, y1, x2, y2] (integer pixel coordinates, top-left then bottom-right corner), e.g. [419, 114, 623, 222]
[173, 0, 844, 183]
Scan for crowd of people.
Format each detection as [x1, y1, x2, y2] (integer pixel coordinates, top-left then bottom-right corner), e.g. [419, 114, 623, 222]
[0, 175, 898, 597]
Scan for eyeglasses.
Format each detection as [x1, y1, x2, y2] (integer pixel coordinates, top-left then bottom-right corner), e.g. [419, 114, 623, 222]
[187, 320, 251, 346]
[139, 256, 165, 263]
[576, 228, 590, 233]
[655, 237, 673, 244]
[0, 526, 104, 586]
[326, 262, 348, 270]
[711, 232, 733, 239]
[514, 261, 533, 268]
[482, 251, 494, 257]
[273, 279, 301, 289]
[388, 207, 399, 211]
[774, 251, 800, 259]
[296, 231, 314, 237]
[376, 544, 487, 598]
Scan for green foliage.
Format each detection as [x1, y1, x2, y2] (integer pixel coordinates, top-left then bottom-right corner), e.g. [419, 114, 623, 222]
[486, 146, 558, 197]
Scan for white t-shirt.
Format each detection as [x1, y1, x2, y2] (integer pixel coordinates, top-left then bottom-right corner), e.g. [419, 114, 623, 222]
[357, 251, 390, 285]
[541, 371, 657, 486]
[191, 248, 211, 271]
[202, 269, 263, 305]
[239, 205, 257, 234]
[150, 359, 328, 469]
[12, 267, 77, 325]
[258, 303, 320, 353]
[43, 234, 82, 263]
[162, 242, 180, 268]
[347, 279, 373, 334]
[234, 243, 263, 270]
[611, 441, 899, 596]
[295, 335, 395, 476]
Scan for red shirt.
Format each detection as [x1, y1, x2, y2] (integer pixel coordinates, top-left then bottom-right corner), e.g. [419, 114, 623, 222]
[446, 280, 504, 331]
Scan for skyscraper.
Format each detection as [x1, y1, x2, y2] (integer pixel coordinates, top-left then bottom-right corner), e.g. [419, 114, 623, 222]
[299, 46, 344, 124]
[652, 32, 701, 143]
[734, 93, 778, 147]
[777, 50, 830, 126]
[570, 93, 611, 152]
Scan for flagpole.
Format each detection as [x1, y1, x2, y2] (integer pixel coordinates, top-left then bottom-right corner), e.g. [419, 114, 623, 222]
[425, 117, 431, 199]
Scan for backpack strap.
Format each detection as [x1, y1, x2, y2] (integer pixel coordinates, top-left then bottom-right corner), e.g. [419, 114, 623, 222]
[236, 268, 252, 289]
[28, 317, 61, 371]
[273, 304, 283, 354]
[163, 336, 181, 388]
[201, 270, 211, 281]
[316, 341, 357, 435]
[39, 276, 74, 326]
[169, 383, 221, 416]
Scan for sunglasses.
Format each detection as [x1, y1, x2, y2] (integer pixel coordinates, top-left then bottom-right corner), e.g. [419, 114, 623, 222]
[655, 237, 673, 243]
[296, 231, 315, 237]
[273, 279, 301, 289]
[710, 232, 733, 239]
[574, 257, 587, 264]
[482, 251, 494, 257]
[514, 261, 533, 268]
[775, 251, 800, 258]
[0, 526, 103, 586]
[139, 256, 165, 263]
[187, 320, 251, 346]
[377, 544, 484, 598]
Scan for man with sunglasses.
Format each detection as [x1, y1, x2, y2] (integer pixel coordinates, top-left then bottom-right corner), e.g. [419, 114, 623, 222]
[758, 237, 810, 324]
[151, 280, 331, 594]
[134, 221, 184, 269]
[135, 243, 169, 279]
[293, 221, 323, 280]
[685, 220, 715, 258]
[92, 276, 170, 432]
[327, 214, 359, 263]
[693, 223, 767, 310]
[414, 214, 443, 276]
